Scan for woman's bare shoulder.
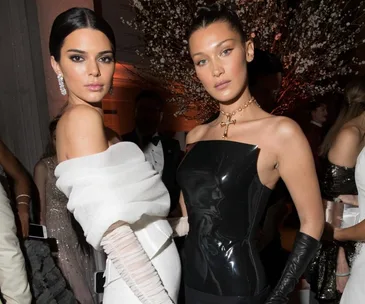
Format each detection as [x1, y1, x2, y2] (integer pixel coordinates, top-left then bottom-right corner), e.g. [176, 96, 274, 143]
[56, 105, 107, 159]
[186, 124, 209, 145]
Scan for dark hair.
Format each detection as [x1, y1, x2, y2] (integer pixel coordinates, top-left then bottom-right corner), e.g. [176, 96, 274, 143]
[41, 116, 60, 159]
[320, 76, 365, 156]
[248, 49, 283, 87]
[188, 4, 246, 43]
[135, 90, 164, 109]
[49, 7, 116, 62]
[309, 101, 326, 113]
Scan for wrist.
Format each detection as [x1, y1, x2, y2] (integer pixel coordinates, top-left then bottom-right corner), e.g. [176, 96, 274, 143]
[335, 272, 351, 277]
[17, 204, 29, 212]
[334, 228, 346, 242]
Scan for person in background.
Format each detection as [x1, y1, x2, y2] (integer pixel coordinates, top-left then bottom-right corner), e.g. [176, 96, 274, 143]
[304, 101, 328, 177]
[0, 139, 31, 304]
[308, 77, 365, 303]
[247, 48, 283, 113]
[33, 118, 97, 303]
[123, 90, 182, 214]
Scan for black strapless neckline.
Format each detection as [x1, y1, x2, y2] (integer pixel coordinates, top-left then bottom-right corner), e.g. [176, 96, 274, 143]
[177, 140, 272, 300]
[185, 140, 272, 191]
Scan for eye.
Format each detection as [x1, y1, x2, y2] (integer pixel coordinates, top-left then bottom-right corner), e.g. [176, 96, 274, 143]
[196, 59, 207, 67]
[99, 56, 114, 63]
[221, 48, 233, 56]
[70, 55, 84, 62]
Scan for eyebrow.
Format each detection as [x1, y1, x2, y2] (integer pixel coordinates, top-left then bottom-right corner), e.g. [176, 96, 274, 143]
[192, 38, 235, 57]
[66, 49, 113, 55]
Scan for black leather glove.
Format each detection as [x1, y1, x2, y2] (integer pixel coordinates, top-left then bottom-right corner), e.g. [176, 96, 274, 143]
[265, 232, 320, 303]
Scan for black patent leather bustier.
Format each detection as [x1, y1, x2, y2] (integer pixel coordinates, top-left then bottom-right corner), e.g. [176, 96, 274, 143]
[177, 141, 272, 297]
[321, 161, 357, 201]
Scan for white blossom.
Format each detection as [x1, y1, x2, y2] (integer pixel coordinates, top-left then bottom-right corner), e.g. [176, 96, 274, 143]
[122, 0, 365, 119]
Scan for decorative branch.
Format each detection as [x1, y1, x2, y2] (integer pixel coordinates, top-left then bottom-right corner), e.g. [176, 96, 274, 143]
[122, 0, 365, 120]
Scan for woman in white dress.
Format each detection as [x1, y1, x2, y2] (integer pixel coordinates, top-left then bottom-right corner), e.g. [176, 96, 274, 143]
[49, 7, 181, 304]
[335, 146, 365, 303]
[308, 77, 365, 302]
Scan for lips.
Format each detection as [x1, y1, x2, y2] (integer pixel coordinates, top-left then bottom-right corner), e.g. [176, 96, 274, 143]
[214, 80, 231, 90]
[85, 84, 104, 92]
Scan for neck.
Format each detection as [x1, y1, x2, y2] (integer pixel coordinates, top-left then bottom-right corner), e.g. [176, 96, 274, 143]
[218, 90, 259, 121]
[67, 96, 104, 116]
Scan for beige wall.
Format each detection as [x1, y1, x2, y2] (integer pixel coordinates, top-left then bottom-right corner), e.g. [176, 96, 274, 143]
[35, 0, 94, 118]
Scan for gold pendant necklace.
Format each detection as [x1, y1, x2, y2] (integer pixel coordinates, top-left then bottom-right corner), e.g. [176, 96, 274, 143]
[220, 96, 258, 139]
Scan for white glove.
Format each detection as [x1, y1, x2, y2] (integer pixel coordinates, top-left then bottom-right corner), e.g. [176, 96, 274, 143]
[168, 217, 189, 237]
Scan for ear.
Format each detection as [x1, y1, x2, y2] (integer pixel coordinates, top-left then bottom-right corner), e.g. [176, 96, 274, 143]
[50, 56, 62, 76]
[245, 40, 255, 63]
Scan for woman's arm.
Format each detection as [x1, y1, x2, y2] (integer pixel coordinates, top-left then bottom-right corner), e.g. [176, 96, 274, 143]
[277, 119, 324, 239]
[335, 219, 365, 241]
[33, 160, 48, 225]
[266, 118, 323, 304]
[0, 139, 31, 237]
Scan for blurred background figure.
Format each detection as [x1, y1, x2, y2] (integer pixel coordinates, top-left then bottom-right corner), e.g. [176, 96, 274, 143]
[123, 90, 182, 214]
[0, 139, 31, 304]
[33, 118, 97, 303]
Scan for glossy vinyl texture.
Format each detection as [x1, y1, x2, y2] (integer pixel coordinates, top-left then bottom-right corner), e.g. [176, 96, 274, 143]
[177, 140, 272, 297]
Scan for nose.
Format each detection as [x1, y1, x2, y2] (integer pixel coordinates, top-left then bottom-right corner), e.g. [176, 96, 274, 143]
[211, 59, 224, 77]
[88, 60, 101, 77]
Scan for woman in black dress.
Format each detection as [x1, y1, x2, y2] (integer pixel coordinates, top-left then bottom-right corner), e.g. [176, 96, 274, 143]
[174, 4, 324, 303]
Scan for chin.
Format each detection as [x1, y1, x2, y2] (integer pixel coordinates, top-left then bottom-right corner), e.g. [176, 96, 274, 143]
[83, 91, 107, 103]
[210, 89, 242, 104]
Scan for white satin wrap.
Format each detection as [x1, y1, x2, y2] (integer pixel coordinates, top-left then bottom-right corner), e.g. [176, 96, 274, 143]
[54, 142, 173, 258]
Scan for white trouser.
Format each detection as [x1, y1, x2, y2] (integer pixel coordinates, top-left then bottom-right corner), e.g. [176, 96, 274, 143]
[0, 184, 31, 304]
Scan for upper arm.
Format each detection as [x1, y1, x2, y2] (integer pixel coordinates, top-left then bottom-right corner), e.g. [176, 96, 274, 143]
[0, 139, 29, 183]
[33, 161, 47, 194]
[328, 126, 362, 167]
[33, 161, 48, 218]
[276, 119, 324, 237]
[57, 106, 108, 160]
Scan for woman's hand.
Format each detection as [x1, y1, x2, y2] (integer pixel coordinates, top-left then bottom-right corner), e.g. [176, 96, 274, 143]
[18, 204, 29, 238]
[336, 195, 358, 207]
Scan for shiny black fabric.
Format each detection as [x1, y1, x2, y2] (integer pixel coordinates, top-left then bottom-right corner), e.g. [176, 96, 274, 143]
[185, 285, 270, 304]
[307, 240, 357, 302]
[265, 232, 320, 303]
[177, 141, 272, 299]
[321, 161, 357, 201]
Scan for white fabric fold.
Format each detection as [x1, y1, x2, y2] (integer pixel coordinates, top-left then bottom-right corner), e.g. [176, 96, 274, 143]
[55, 142, 172, 254]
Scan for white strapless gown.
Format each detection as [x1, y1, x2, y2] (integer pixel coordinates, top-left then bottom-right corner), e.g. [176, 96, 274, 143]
[340, 147, 365, 303]
[55, 142, 181, 303]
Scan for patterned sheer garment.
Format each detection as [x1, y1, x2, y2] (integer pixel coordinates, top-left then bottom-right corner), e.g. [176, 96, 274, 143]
[308, 161, 358, 303]
[43, 157, 97, 304]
